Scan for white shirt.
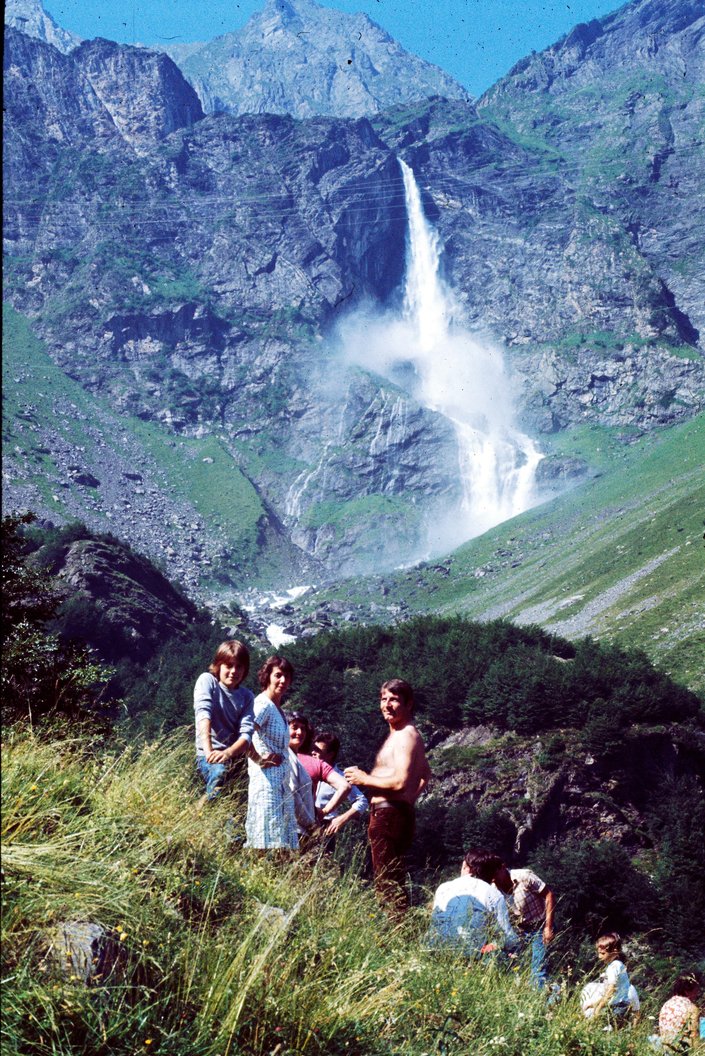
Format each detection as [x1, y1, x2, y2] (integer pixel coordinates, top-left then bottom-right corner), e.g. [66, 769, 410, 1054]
[428, 874, 518, 957]
[600, 959, 631, 1008]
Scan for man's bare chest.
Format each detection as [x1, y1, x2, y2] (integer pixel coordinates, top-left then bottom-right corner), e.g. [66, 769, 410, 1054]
[374, 738, 396, 770]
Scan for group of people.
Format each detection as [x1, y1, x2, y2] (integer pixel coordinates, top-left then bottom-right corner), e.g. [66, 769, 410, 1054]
[194, 639, 430, 913]
[194, 639, 703, 1051]
[428, 847, 554, 987]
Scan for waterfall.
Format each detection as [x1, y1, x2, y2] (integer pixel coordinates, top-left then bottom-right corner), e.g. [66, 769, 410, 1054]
[398, 159, 542, 541]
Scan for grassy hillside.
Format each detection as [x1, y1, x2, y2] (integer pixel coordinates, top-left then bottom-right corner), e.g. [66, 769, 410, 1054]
[318, 416, 705, 693]
[2, 305, 268, 589]
[1, 730, 691, 1056]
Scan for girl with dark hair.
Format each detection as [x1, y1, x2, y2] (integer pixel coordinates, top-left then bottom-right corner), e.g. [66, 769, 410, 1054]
[658, 974, 701, 1051]
[194, 640, 254, 802]
[286, 713, 349, 838]
[244, 656, 298, 850]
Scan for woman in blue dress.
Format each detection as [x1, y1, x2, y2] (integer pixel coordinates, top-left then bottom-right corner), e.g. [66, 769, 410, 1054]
[245, 655, 299, 851]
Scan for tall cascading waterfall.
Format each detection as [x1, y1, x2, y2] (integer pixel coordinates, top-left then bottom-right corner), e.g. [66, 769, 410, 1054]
[398, 158, 543, 541]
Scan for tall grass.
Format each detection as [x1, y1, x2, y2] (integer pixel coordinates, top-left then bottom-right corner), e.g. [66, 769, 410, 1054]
[2, 729, 659, 1054]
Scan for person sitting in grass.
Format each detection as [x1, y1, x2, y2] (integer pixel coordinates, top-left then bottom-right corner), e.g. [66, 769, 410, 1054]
[428, 848, 518, 960]
[580, 932, 633, 1026]
[656, 973, 701, 1051]
[194, 639, 256, 803]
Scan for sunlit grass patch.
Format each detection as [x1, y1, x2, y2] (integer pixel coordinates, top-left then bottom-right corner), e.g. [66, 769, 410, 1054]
[2, 728, 662, 1055]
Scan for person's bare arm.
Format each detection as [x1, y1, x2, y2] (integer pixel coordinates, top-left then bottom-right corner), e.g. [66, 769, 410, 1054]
[320, 768, 350, 816]
[247, 742, 282, 768]
[542, 888, 556, 944]
[416, 756, 432, 797]
[324, 802, 361, 835]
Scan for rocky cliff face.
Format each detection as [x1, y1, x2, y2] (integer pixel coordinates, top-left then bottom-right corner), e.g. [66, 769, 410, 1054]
[5, 0, 80, 53]
[3, 1, 705, 586]
[479, 0, 705, 350]
[373, 94, 705, 435]
[4, 29, 464, 577]
[73, 39, 204, 154]
[160, 0, 470, 119]
[426, 722, 705, 862]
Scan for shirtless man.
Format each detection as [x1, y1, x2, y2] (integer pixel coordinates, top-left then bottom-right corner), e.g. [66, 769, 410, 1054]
[344, 678, 431, 918]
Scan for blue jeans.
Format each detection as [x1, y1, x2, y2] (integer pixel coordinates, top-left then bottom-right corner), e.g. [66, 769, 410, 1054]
[518, 928, 547, 988]
[196, 756, 228, 800]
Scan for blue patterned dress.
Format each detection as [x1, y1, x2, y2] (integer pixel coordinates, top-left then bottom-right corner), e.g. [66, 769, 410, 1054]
[245, 692, 299, 849]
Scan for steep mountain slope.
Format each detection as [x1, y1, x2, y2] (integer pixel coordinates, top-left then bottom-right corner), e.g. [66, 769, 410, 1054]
[160, 0, 470, 119]
[3, 30, 465, 574]
[479, 0, 705, 348]
[373, 97, 704, 436]
[2, 306, 320, 593]
[3, 1, 704, 586]
[307, 414, 705, 693]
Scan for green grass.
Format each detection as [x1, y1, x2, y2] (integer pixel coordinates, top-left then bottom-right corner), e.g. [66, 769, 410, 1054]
[129, 421, 264, 564]
[1, 729, 674, 1056]
[2, 304, 267, 578]
[313, 416, 705, 694]
[301, 493, 414, 533]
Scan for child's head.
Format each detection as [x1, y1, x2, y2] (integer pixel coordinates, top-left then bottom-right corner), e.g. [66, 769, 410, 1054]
[209, 640, 250, 686]
[311, 731, 341, 766]
[462, 847, 503, 884]
[595, 932, 622, 963]
[672, 973, 701, 1001]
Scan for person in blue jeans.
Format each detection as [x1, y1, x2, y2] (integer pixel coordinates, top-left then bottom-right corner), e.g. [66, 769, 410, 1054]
[491, 859, 555, 988]
[194, 640, 278, 802]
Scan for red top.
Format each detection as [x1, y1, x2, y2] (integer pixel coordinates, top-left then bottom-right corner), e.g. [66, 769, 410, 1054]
[298, 754, 333, 794]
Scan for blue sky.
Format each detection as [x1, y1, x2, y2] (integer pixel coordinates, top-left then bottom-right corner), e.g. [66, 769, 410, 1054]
[46, 0, 621, 97]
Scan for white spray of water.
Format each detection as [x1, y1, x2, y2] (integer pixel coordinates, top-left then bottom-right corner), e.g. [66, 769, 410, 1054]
[337, 160, 542, 551]
[399, 159, 542, 541]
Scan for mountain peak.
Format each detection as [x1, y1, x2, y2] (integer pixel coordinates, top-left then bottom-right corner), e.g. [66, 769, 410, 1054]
[4, 0, 81, 53]
[161, 0, 470, 119]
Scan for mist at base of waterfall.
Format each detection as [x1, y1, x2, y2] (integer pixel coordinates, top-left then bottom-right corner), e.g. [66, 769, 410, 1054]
[337, 302, 544, 557]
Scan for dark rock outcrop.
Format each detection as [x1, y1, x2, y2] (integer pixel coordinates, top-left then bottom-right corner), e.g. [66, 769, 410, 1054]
[57, 537, 200, 658]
